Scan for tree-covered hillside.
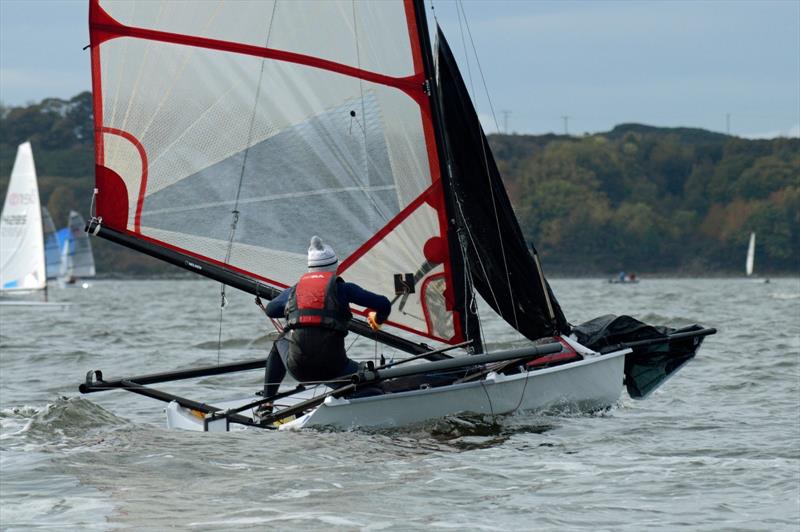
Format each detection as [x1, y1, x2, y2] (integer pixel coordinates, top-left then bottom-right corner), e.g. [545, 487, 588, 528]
[491, 125, 799, 274]
[1, 93, 798, 276]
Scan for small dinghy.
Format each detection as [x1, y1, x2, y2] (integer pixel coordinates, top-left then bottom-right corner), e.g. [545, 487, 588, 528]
[1, 143, 71, 309]
[78, 0, 714, 431]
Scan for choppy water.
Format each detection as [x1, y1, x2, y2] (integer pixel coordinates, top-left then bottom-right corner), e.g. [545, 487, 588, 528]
[1, 278, 798, 530]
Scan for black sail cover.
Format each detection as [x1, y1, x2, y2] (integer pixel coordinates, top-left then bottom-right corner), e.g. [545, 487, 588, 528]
[435, 29, 570, 339]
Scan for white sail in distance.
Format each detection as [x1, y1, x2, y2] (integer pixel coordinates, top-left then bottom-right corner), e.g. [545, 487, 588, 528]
[745, 232, 755, 276]
[60, 211, 97, 279]
[0, 142, 46, 292]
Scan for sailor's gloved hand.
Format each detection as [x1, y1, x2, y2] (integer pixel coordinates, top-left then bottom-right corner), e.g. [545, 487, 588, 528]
[367, 311, 381, 331]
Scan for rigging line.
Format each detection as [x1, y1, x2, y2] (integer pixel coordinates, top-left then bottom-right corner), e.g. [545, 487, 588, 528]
[345, 333, 361, 354]
[478, 378, 495, 419]
[216, 300, 225, 365]
[458, 227, 484, 350]
[457, 1, 500, 131]
[454, 194, 501, 316]
[216, 2, 278, 362]
[512, 364, 531, 413]
[228, 0, 278, 236]
[352, 0, 368, 183]
[346, 1, 392, 225]
[456, 0, 518, 330]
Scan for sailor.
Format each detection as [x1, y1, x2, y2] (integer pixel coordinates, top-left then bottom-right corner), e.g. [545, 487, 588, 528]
[258, 236, 391, 405]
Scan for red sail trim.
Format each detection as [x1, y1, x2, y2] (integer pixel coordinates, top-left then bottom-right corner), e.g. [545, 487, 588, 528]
[403, 1, 440, 185]
[338, 180, 442, 273]
[95, 165, 129, 230]
[89, 1, 424, 98]
[336, 180, 459, 344]
[99, 127, 148, 234]
[89, 1, 105, 164]
[403, 1, 464, 344]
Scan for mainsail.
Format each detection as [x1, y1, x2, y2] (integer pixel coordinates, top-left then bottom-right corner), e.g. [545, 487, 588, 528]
[0, 142, 46, 292]
[88, 0, 478, 349]
[435, 30, 569, 340]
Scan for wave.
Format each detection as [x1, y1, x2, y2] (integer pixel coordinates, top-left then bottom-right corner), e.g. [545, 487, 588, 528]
[193, 332, 280, 351]
[0, 397, 129, 448]
[770, 292, 800, 300]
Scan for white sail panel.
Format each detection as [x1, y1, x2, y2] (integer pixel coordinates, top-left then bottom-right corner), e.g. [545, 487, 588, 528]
[746, 232, 755, 276]
[99, 0, 416, 78]
[0, 143, 46, 291]
[90, 0, 466, 343]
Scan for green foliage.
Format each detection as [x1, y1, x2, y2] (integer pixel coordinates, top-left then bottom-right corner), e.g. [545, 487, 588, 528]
[1, 93, 798, 276]
[491, 125, 800, 274]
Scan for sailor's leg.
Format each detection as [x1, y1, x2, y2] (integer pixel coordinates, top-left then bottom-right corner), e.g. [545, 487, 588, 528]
[263, 338, 288, 398]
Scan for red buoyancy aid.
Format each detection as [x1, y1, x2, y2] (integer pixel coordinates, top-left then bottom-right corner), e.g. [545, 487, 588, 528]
[284, 271, 352, 333]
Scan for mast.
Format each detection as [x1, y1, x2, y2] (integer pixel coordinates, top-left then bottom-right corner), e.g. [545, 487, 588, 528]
[411, 0, 483, 353]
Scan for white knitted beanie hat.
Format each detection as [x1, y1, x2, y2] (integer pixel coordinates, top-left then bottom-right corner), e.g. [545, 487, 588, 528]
[307, 235, 338, 271]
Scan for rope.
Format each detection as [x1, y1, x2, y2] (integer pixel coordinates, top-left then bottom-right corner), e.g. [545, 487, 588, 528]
[214, 4, 277, 363]
[512, 364, 531, 413]
[458, 228, 484, 350]
[345, 334, 361, 354]
[478, 378, 495, 419]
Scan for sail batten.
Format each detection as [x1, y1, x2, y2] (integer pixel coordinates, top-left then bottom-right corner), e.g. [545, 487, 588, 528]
[89, 0, 475, 346]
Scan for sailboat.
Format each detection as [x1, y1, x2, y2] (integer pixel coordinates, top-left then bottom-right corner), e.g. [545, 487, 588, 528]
[746, 232, 755, 276]
[744, 231, 768, 284]
[0, 143, 70, 307]
[42, 207, 63, 280]
[58, 210, 97, 286]
[78, 0, 715, 431]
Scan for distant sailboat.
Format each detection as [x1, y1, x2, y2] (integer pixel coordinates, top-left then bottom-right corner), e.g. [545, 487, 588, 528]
[0, 143, 69, 307]
[1, 143, 46, 294]
[746, 232, 755, 277]
[42, 207, 62, 280]
[58, 210, 96, 286]
[745, 232, 768, 283]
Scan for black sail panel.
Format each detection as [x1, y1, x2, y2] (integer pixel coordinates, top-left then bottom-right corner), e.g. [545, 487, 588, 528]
[435, 29, 570, 339]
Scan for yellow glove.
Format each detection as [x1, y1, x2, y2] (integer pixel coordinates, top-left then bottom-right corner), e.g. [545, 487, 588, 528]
[367, 311, 381, 331]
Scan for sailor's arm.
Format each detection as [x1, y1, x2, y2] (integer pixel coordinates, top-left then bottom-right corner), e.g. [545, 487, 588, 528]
[264, 289, 290, 318]
[343, 283, 391, 324]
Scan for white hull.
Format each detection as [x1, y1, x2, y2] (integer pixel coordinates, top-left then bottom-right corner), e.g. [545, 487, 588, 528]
[166, 350, 627, 432]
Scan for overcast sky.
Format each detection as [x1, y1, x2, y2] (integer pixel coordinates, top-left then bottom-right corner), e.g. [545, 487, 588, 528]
[1, 0, 798, 138]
